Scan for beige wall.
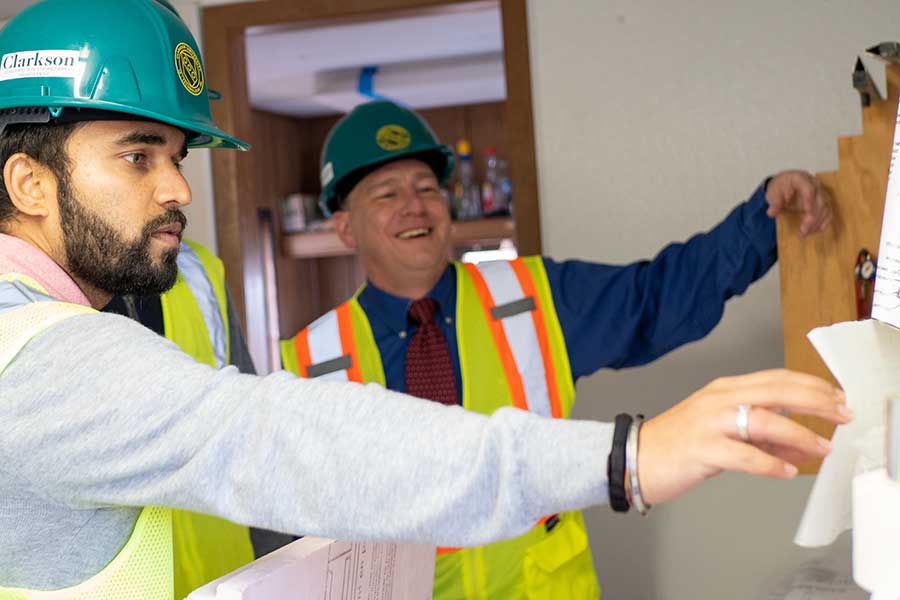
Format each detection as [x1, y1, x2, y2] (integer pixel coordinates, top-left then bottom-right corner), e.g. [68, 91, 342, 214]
[526, 1, 899, 598]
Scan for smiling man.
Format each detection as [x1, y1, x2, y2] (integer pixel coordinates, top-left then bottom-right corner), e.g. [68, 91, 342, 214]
[281, 100, 837, 599]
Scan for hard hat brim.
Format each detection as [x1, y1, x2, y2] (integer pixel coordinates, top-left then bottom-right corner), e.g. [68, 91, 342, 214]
[320, 144, 454, 216]
[0, 97, 250, 151]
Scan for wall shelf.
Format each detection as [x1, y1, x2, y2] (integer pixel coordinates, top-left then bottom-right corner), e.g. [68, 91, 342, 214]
[283, 217, 516, 259]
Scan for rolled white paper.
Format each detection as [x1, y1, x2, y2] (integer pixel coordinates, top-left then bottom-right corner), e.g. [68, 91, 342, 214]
[853, 469, 900, 597]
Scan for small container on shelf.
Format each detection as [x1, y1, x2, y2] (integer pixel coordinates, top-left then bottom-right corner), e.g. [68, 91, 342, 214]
[453, 139, 481, 220]
[280, 193, 306, 233]
[280, 193, 322, 233]
[497, 159, 513, 216]
[481, 146, 497, 215]
[480, 148, 512, 217]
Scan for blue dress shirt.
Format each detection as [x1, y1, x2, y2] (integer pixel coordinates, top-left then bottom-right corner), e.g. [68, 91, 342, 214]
[356, 184, 776, 404]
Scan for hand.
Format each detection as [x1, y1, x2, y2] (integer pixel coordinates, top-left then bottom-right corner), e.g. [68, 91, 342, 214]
[765, 170, 833, 238]
[636, 369, 851, 506]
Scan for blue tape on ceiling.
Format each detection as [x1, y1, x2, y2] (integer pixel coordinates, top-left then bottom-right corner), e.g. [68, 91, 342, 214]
[357, 66, 382, 99]
[357, 65, 406, 105]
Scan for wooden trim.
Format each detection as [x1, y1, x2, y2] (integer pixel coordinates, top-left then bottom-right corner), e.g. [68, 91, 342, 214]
[500, 0, 542, 255]
[202, 15, 246, 318]
[204, 0, 473, 28]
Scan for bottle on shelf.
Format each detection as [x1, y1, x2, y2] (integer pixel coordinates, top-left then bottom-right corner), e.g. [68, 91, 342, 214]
[481, 147, 511, 217]
[453, 139, 481, 220]
[497, 159, 512, 216]
[481, 147, 497, 216]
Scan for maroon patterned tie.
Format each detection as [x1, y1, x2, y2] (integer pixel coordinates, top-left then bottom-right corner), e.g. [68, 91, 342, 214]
[405, 298, 458, 405]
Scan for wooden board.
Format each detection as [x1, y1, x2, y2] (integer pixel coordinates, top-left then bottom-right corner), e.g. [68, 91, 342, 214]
[777, 63, 900, 472]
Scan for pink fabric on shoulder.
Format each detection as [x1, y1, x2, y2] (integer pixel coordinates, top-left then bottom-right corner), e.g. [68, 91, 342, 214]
[0, 233, 90, 306]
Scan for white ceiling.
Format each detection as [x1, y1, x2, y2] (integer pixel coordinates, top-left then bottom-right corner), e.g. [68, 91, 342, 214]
[245, 3, 506, 117]
[1, 0, 506, 118]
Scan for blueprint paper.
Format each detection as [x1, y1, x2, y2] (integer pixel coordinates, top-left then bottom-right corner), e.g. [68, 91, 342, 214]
[187, 537, 435, 600]
[871, 99, 900, 326]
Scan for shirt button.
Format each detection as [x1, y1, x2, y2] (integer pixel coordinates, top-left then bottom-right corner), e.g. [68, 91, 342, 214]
[445, 316, 452, 324]
[399, 331, 407, 339]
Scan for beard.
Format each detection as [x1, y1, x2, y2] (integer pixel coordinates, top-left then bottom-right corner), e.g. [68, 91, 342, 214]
[57, 179, 187, 297]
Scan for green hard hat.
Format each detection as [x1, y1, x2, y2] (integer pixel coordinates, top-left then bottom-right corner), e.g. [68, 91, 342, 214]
[0, 0, 248, 150]
[319, 100, 454, 215]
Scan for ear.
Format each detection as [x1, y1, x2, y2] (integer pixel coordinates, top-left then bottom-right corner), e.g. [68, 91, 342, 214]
[3, 153, 56, 219]
[332, 209, 357, 250]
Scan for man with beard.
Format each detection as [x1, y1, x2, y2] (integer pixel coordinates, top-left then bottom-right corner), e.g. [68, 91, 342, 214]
[281, 101, 837, 599]
[100, 233, 283, 596]
[0, 1, 850, 598]
[59, 166, 260, 593]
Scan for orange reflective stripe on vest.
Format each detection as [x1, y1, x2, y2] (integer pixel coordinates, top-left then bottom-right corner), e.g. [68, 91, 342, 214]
[293, 302, 362, 383]
[463, 262, 529, 412]
[336, 303, 363, 382]
[292, 327, 312, 378]
[463, 259, 560, 418]
[508, 258, 562, 419]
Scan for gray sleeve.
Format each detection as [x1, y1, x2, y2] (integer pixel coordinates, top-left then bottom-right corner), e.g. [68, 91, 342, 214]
[222, 289, 298, 555]
[0, 312, 612, 548]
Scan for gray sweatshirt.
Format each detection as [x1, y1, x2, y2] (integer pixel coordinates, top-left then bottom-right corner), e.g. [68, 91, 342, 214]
[0, 312, 612, 590]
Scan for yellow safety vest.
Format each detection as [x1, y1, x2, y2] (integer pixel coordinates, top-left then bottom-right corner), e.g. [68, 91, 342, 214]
[0, 274, 174, 600]
[161, 240, 255, 599]
[282, 257, 600, 600]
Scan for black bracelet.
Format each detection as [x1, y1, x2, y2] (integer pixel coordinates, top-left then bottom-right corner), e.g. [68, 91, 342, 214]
[607, 413, 632, 512]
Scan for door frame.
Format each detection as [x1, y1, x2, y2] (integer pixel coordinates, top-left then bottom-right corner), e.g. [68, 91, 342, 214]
[202, 0, 543, 360]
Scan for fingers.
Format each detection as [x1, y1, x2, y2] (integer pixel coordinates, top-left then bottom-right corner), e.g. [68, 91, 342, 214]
[737, 407, 832, 459]
[706, 369, 850, 423]
[765, 170, 833, 237]
[796, 178, 832, 237]
[795, 176, 820, 234]
[713, 439, 799, 479]
[710, 368, 837, 395]
[757, 442, 821, 467]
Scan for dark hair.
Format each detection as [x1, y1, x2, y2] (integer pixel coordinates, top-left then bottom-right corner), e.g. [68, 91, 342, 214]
[0, 122, 79, 228]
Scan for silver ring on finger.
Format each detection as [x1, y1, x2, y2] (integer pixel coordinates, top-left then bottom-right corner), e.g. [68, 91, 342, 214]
[736, 403, 752, 442]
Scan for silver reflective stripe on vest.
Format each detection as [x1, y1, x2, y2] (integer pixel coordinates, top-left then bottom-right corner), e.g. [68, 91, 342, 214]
[474, 260, 552, 418]
[305, 309, 350, 381]
[177, 242, 227, 369]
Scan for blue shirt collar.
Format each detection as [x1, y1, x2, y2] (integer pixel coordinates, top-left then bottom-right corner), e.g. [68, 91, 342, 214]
[358, 264, 456, 333]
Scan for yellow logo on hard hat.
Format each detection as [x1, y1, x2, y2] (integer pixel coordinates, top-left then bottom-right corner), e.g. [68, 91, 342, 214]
[174, 42, 204, 96]
[376, 125, 411, 151]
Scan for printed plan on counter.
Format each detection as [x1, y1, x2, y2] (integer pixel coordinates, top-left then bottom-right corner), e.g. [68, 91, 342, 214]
[872, 98, 900, 326]
[187, 537, 435, 600]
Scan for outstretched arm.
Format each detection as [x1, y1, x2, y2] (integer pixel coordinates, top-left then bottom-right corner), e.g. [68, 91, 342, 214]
[550, 172, 832, 379]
